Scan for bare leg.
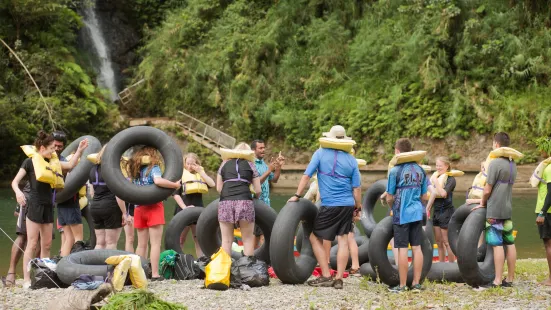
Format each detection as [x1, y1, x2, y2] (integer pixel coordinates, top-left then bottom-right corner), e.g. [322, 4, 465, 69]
[310, 233, 331, 278]
[390, 238, 399, 265]
[180, 226, 190, 250]
[239, 220, 255, 256]
[23, 220, 40, 283]
[148, 225, 164, 278]
[38, 223, 52, 258]
[69, 223, 83, 242]
[441, 228, 455, 262]
[105, 228, 122, 250]
[542, 238, 551, 286]
[434, 226, 445, 262]
[6, 235, 26, 286]
[347, 232, 360, 270]
[323, 240, 331, 264]
[219, 222, 235, 256]
[398, 247, 409, 287]
[335, 235, 349, 280]
[136, 228, 149, 260]
[95, 229, 106, 249]
[60, 225, 75, 256]
[505, 244, 516, 283]
[493, 245, 505, 285]
[124, 223, 134, 253]
[411, 246, 423, 285]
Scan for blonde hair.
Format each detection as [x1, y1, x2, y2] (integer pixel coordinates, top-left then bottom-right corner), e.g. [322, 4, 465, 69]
[184, 152, 201, 166]
[234, 142, 251, 151]
[436, 156, 451, 171]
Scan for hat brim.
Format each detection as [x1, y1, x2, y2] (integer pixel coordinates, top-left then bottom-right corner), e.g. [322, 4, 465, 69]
[322, 132, 352, 140]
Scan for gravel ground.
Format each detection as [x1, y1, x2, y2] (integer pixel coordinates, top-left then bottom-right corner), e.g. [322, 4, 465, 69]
[1, 260, 551, 310]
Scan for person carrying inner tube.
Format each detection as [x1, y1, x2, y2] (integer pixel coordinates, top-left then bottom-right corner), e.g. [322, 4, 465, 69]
[12, 130, 88, 289]
[288, 125, 362, 290]
[386, 138, 427, 293]
[425, 156, 456, 263]
[471, 132, 517, 288]
[216, 142, 262, 257]
[89, 145, 127, 250]
[173, 153, 215, 257]
[535, 150, 551, 286]
[129, 146, 181, 281]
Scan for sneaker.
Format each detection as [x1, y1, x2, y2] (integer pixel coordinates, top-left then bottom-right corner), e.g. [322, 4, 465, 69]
[333, 279, 343, 289]
[307, 276, 334, 287]
[388, 285, 408, 293]
[482, 282, 501, 289]
[411, 284, 425, 292]
[501, 279, 513, 288]
[151, 276, 165, 282]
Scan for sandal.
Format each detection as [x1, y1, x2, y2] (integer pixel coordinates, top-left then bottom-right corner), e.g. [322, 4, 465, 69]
[349, 268, 360, 276]
[2, 273, 16, 287]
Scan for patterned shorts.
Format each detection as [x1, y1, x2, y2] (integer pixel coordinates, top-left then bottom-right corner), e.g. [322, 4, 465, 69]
[218, 200, 255, 224]
[485, 218, 515, 246]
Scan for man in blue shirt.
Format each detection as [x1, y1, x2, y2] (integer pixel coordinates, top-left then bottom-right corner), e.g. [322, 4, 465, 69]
[386, 138, 428, 293]
[289, 125, 362, 289]
[251, 139, 284, 247]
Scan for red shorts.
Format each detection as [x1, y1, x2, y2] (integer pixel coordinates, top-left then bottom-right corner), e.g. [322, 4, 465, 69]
[134, 202, 165, 229]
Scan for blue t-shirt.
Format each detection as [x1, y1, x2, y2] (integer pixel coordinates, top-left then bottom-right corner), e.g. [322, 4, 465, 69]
[304, 148, 361, 207]
[254, 158, 274, 206]
[133, 165, 162, 186]
[387, 163, 428, 225]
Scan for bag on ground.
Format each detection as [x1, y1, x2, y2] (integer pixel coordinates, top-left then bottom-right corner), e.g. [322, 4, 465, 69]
[233, 256, 270, 287]
[205, 248, 231, 290]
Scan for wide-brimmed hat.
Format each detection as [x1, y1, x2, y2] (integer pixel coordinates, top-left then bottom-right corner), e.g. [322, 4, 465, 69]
[322, 125, 351, 140]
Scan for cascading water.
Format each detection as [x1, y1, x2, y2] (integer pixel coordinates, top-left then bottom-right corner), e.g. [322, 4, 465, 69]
[81, 1, 118, 101]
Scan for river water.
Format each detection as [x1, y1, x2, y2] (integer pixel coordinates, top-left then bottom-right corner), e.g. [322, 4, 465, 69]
[0, 188, 545, 276]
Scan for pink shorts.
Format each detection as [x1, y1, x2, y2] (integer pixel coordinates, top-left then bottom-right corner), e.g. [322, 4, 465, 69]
[218, 200, 255, 223]
[134, 202, 165, 229]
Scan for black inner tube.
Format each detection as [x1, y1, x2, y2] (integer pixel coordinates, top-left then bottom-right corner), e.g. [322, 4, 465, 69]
[56, 136, 102, 203]
[448, 203, 486, 262]
[81, 205, 96, 248]
[360, 179, 387, 238]
[164, 207, 203, 255]
[269, 199, 318, 284]
[329, 235, 369, 270]
[101, 126, 183, 205]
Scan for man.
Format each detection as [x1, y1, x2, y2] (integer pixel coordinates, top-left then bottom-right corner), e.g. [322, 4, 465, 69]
[53, 131, 85, 256]
[535, 157, 551, 286]
[472, 132, 517, 288]
[288, 125, 361, 290]
[386, 138, 427, 293]
[251, 139, 284, 246]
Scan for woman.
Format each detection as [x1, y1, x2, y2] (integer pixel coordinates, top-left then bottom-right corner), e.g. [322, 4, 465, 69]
[216, 143, 261, 256]
[173, 153, 215, 257]
[124, 202, 135, 253]
[426, 156, 456, 262]
[129, 146, 181, 281]
[89, 145, 127, 249]
[12, 130, 87, 289]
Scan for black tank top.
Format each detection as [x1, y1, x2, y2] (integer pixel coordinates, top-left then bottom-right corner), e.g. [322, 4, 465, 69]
[220, 159, 254, 201]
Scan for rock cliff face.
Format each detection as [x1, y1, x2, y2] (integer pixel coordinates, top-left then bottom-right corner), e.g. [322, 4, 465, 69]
[91, 0, 141, 88]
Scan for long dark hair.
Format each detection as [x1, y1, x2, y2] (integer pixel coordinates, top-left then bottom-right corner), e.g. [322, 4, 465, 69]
[128, 146, 162, 179]
[34, 130, 54, 150]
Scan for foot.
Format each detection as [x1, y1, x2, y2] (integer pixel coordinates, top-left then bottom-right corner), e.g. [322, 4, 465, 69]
[348, 267, 360, 277]
[2, 273, 16, 287]
[151, 276, 164, 282]
[501, 279, 513, 288]
[388, 285, 408, 293]
[410, 284, 425, 292]
[333, 279, 343, 289]
[23, 281, 31, 290]
[540, 278, 551, 286]
[307, 276, 334, 287]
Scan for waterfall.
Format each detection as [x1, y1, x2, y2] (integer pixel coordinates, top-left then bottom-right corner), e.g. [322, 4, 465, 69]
[81, 2, 118, 101]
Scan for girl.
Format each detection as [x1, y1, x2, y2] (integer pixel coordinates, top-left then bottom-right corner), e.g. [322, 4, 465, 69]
[12, 130, 87, 289]
[89, 145, 127, 250]
[173, 153, 215, 257]
[128, 146, 180, 281]
[216, 143, 261, 256]
[426, 157, 456, 262]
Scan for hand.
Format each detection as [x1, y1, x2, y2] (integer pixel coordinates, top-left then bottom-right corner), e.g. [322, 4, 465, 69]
[174, 181, 182, 190]
[537, 215, 545, 225]
[121, 214, 127, 227]
[379, 192, 387, 206]
[470, 204, 485, 212]
[77, 139, 89, 152]
[269, 157, 278, 171]
[276, 152, 285, 167]
[16, 192, 26, 207]
[466, 199, 477, 205]
[14, 211, 19, 218]
[288, 196, 299, 202]
[126, 215, 134, 225]
[425, 206, 431, 217]
[190, 163, 203, 173]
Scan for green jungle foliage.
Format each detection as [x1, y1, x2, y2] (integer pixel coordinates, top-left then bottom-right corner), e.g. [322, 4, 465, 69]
[0, 0, 118, 179]
[133, 0, 551, 162]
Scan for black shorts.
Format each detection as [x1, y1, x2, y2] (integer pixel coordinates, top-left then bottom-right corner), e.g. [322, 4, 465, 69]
[16, 206, 27, 235]
[393, 220, 423, 248]
[92, 207, 123, 229]
[58, 207, 82, 226]
[313, 206, 354, 241]
[433, 207, 454, 228]
[538, 213, 551, 240]
[26, 202, 54, 224]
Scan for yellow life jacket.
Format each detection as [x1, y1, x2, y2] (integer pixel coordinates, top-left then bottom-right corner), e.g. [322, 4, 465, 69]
[428, 170, 464, 198]
[78, 186, 88, 209]
[468, 171, 487, 199]
[319, 137, 356, 153]
[488, 147, 524, 161]
[181, 169, 209, 194]
[387, 151, 427, 177]
[21, 145, 64, 189]
[530, 157, 551, 188]
[220, 148, 255, 162]
[356, 158, 367, 167]
[421, 165, 432, 173]
[87, 153, 99, 164]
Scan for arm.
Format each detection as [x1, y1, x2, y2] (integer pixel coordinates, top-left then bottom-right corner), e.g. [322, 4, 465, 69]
[216, 174, 223, 193]
[198, 169, 216, 187]
[272, 152, 285, 183]
[60, 139, 88, 172]
[252, 177, 262, 198]
[259, 159, 276, 185]
[433, 177, 447, 197]
[115, 197, 127, 225]
[153, 177, 181, 189]
[174, 194, 187, 209]
[537, 183, 551, 225]
[11, 169, 27, 206]
[288, 175, 311, 202]
[353, 187, 362, 209]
